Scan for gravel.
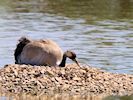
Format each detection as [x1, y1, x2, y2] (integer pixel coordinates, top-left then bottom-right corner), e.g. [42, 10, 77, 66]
[0, 64, 133, 96]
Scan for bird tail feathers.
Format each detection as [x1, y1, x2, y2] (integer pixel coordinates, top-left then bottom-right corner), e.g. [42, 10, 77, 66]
[14, 37, 31, 64]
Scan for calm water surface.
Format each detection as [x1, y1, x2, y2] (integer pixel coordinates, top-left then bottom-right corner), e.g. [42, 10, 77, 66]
[0, 0, 133, 99]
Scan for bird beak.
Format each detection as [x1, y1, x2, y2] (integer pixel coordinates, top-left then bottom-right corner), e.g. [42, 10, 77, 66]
[73, 59, 80, 67]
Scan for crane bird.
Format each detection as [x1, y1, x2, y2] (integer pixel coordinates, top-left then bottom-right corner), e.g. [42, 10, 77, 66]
[14, 37, 80, 67]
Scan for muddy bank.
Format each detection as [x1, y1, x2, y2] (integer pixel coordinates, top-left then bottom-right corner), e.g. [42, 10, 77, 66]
[0, 64, 133, 96]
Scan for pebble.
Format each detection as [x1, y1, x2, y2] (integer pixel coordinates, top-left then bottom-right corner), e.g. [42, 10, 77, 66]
[0, 64, 132, 96]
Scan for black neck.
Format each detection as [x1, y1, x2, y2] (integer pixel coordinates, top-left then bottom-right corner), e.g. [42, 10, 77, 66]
[59, 54, 67, 67]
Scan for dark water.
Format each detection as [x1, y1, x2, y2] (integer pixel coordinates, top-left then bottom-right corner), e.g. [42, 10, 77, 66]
[0, 0, 133, 99]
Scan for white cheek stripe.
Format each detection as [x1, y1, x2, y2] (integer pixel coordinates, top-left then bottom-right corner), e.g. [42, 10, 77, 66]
[56, 61, 61, 65]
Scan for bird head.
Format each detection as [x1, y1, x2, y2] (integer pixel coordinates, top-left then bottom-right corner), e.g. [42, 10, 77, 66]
[65, 50, 80, 67]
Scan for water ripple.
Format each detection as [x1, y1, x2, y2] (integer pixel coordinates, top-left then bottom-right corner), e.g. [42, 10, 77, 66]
[0, 13, 133, 74]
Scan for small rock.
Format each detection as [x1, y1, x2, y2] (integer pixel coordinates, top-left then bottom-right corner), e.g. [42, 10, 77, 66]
[0, 64, 133, 96]
[73, 77, 81, 81]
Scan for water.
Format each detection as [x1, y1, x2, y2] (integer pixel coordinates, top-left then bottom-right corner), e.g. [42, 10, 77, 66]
[0, 93, 133, 100]
[0, 0, 133, 99]
[0, 0, 133, 74]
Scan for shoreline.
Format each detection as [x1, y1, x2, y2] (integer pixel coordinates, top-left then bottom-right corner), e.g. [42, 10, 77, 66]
[0, 64, 133, 96]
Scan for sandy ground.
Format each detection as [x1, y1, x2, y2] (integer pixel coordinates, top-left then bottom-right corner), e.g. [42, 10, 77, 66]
[0, 64, 132, 96]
